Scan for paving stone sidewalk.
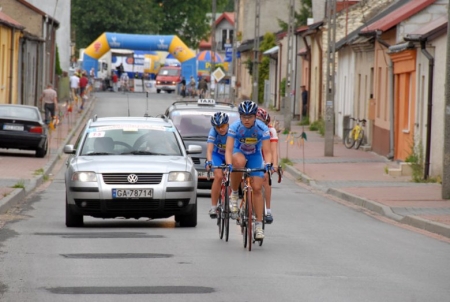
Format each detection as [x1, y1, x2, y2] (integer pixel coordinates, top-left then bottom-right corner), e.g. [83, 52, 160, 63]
[270, 110, 450, 239]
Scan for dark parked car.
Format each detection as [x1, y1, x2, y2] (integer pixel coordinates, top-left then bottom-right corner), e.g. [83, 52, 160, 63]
[165, 99, 239, 189]
[0, 104, 48, 157]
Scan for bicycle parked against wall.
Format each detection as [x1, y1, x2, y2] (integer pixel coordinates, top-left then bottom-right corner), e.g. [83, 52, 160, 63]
[344, 117, 367, 150]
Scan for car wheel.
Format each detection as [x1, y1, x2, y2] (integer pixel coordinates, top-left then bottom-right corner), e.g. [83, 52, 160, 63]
[157, 89, 161, 93]
[66, 196, 83, 227]
[35, 139, 48, 158]
[176, 200, 197, 227]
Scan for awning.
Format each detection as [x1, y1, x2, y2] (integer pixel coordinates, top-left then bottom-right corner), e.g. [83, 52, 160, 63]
[263, 46, 279, 55]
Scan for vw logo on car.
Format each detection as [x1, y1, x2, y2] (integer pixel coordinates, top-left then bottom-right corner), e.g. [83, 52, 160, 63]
[127, 174, 138, 183]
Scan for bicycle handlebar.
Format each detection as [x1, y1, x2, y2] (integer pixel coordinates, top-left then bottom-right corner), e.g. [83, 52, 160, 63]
[206, 164, 228, 181]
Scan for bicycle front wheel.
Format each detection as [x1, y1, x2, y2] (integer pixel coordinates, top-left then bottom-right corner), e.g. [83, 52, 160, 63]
[354, 129, 365, 150]
[344, 129, 355, 149]
[223, 188, 230, 242]
[246, 190, 253, 251]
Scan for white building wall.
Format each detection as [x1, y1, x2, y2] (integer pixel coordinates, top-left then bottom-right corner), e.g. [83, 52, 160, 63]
[429, 35, 445, 177]
[336, 47, 355, 139]
[26, 0, 71, 72]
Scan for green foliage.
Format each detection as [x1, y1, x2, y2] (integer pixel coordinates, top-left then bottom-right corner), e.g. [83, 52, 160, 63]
[12, 180, 25, 189]
[280, 77, 286, 97]
[298, 116, 309, 125]
[33, 168, 44, 176]
[71, 0, 229, 49]
[310, 119, 325, 136]
[257, 32, 276, 104]
[280, 158, 293, 169]
[405, 139, 431, 183]
[244, 58, 253, 76]
[55, 45, 63, 75]
[278, 0, 312, 31]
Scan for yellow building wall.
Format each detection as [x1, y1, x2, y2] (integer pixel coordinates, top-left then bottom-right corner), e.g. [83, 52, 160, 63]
[0, 26, 21, 104]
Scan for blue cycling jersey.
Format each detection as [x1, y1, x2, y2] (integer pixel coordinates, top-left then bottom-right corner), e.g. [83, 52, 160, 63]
[207, 127, 227, 155]
[228, 119, 270, 155]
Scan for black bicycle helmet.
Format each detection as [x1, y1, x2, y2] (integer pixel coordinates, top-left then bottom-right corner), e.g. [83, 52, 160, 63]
[238, 100, 258, 115]
[211, 112, 229, 127]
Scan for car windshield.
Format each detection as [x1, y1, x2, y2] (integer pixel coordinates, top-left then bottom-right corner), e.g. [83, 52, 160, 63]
[79, 124, 182, 156]
[0, 106, 39, 120]
[159, 68, 179, 76]
[170, 110, 239, 137]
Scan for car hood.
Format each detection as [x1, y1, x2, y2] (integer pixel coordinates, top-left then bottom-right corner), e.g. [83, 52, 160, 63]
[71, 156, 190, 173]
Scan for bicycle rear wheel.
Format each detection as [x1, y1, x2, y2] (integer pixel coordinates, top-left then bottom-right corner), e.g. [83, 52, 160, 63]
[217, 196, 224, 240]
[223, 188, 230, 242]
[344, 129, 355, 149]
[354, 129, 365, 150]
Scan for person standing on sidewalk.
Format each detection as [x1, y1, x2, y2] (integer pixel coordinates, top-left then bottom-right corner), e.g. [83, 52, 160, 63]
[111, 71, 118, 92]
[79, 72, 89, 111]
[256, 108, 279, 224]
[225, 100, 273, 240]
[39, 84, 58, 125]
[70, 72, 80, 105]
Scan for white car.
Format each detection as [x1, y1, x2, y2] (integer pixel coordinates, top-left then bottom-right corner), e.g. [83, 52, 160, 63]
[63, 115, 201, 227]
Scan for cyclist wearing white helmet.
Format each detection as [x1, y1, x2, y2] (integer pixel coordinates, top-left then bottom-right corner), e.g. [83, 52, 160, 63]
[205, 112, 230, 218]
[225, 100, 273, 240]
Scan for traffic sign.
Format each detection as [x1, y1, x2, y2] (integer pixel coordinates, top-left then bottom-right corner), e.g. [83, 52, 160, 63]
[212, 68, 225, 82]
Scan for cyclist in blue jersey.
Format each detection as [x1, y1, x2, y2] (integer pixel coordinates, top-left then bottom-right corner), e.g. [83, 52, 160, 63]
[205, 112, 230, 218]
[225, 100, 273, 240]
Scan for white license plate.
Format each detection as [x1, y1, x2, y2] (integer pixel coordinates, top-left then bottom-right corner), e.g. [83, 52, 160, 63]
[3, 124, 24, 131]
[198, 172, 212, 179]
[112, 189, 153, 198]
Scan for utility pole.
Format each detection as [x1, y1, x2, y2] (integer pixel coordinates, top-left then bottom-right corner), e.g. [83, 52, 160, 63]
[324, 0, 337, 156]
[252, 0, 260, 104]
[231, 0, 240, 104]
[283, 0, 295, 132]
[211, 0, 217, 100]
[442, 2, 450, 199]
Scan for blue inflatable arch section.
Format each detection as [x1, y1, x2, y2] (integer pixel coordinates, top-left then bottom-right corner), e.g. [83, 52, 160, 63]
[82, 32, 196, 81]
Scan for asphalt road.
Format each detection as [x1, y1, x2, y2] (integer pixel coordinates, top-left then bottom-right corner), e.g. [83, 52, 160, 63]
[0, 92, 449, 301]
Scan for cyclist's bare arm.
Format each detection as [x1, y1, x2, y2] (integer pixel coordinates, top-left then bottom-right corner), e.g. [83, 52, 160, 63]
[225, 136, 235, 165]
[261, 139, 272, 166]
[206, 143, 214, 171]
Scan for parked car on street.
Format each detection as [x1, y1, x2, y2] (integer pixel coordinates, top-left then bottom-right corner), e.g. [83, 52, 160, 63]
[165, 99, 239, 189]
[0, 104, 48, 158]
[63, 115, 202, 227]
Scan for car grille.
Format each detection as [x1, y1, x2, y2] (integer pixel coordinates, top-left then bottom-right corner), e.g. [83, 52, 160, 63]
[73, 198, 190, 212]
[191, 158, 201, 164]
[102, 173, 163, 185]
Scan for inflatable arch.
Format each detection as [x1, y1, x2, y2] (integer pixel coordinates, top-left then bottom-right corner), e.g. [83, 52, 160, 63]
[82, 32, 196, 81]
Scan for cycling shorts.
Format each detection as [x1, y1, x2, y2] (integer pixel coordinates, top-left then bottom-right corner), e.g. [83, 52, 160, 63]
[211, 152, 225, 171]
[233, 149, 264, 178]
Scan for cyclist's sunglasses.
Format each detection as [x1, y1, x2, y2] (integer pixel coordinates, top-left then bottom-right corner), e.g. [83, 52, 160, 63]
[240, 115, 256, 120]
[215, 124, 228, 130]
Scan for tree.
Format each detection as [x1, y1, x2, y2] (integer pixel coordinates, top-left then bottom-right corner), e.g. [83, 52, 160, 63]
[258, 33, 276, 103]
[278, 0, 312, 31]
[72, 0, 229, 49]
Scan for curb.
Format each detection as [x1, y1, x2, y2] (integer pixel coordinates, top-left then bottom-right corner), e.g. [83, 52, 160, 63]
[283, 163, 450, 239]
[0, 98, 95, 215]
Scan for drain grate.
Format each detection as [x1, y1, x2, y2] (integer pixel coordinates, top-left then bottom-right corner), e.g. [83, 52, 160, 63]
[46, 286, 215, 295]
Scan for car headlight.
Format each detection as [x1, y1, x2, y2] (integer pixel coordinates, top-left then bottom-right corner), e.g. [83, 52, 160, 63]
[71, 171, 97, 182]
[168, 172, 192, 182]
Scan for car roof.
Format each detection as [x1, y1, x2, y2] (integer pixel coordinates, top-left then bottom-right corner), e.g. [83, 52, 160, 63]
[167, 100, 237, 113]
[88, 116, 175, 128]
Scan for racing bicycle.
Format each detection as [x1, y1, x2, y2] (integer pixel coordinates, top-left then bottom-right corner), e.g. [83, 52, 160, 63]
[344, 117, 367, 150]
[207, 165, 231, 241]
[232, 167, 281, 251]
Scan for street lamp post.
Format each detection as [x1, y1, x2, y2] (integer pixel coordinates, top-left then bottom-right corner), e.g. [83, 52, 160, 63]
[252, 0, 260, 104]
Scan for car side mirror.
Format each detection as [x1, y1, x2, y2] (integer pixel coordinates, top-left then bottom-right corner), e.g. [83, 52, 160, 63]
[186, 144, 202, 154]
[63, 144, 76, 154]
